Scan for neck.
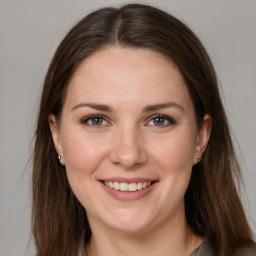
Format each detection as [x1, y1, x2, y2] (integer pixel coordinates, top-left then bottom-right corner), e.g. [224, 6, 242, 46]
[85, 213, 203, 256]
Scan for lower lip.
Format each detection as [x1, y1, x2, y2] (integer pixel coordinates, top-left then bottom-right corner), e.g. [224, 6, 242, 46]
[100, 181, 157, 202]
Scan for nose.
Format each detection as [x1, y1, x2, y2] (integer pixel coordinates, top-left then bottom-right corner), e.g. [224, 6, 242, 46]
[109, 126, 148, 170]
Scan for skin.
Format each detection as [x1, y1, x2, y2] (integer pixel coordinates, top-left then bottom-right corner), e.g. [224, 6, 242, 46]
[49, 47, 212, 256]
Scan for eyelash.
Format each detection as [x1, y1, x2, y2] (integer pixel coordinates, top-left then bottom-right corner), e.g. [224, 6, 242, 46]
[145, 114, 176, 127]
[81, 115, 109, 126]
[81, 114, 176, 127]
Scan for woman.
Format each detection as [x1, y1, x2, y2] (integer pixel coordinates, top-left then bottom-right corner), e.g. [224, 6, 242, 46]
[32, 4, 256, 256]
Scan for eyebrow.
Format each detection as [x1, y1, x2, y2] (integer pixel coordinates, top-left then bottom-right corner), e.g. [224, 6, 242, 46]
[72, 101, 184, 113]
[71, 103, 113, 112]
[142, 102, 185, 112]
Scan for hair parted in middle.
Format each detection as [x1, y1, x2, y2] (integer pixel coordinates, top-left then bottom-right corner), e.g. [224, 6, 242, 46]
[33, 4, 252, 256]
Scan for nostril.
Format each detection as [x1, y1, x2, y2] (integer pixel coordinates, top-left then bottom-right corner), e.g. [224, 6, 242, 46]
[108, 135, 149, 170]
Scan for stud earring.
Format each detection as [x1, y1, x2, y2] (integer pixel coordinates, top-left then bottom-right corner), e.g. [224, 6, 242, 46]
[58, 155, 61, 163]
[197, 155, 201, 162]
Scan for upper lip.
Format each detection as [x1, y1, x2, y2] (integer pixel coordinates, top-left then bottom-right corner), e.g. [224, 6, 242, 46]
[99, 177, 158, 183]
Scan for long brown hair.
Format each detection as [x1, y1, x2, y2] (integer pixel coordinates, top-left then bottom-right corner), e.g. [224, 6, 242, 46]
[32, 4, 253, 255]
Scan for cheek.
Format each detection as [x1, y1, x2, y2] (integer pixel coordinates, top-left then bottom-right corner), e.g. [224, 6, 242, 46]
[151, 130, 196, 211]
[151, 129, 196, 172]
[60, 131, 111, 209]
[61, 130, 109, 176]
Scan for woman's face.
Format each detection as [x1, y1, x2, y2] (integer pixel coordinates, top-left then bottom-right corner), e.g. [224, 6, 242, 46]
[49, 47, 211, 234]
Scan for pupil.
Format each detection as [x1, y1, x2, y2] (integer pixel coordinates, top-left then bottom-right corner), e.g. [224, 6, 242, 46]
[92, 118, 102, 125]
[154, 117, 164, 126]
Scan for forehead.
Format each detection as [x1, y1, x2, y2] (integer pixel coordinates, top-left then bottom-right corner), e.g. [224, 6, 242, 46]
[65, 47, 192, 110]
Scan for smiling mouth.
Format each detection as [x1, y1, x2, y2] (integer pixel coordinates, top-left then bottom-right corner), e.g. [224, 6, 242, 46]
[102, 181, 153, 192]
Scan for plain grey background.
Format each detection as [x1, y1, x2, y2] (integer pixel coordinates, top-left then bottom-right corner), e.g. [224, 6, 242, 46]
[0, 0, 255, 255]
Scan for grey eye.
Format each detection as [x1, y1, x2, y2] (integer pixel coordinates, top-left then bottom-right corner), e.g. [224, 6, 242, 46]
[152, 116, 166, 126]
[89, 117, 104, 125]
[82, 115, 108, 126]
[147, 115, 175, 127]
[146, 115, 176, 127]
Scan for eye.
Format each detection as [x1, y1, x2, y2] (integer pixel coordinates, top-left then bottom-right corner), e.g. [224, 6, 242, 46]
[81, 115, 109, 126]
[146, 114, 176, 127]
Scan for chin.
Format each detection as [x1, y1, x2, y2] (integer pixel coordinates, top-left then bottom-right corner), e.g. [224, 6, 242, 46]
[98, 208, 161, 234]
[107, 220, 153, 234]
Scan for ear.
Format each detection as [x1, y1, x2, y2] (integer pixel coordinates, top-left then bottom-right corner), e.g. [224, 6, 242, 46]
[48, 114, 65, 165]
[193, 114, 212, 164]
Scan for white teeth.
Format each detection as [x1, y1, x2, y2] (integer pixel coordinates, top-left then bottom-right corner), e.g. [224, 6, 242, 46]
[113, 181, 120, 190]
[120, 182, 128, 191]
[137, 182, 143, 190]
[104, 181, 152, 191]
[128, 183, 137, 192]
[142, 182, 147, 189]
[109, 181, 114, 188]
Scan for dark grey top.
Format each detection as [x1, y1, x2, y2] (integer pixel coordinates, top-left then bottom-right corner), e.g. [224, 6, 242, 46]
[79, 239, 256, 256]
[190, 239, 214, 256]
[191, 239, 256, 256]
